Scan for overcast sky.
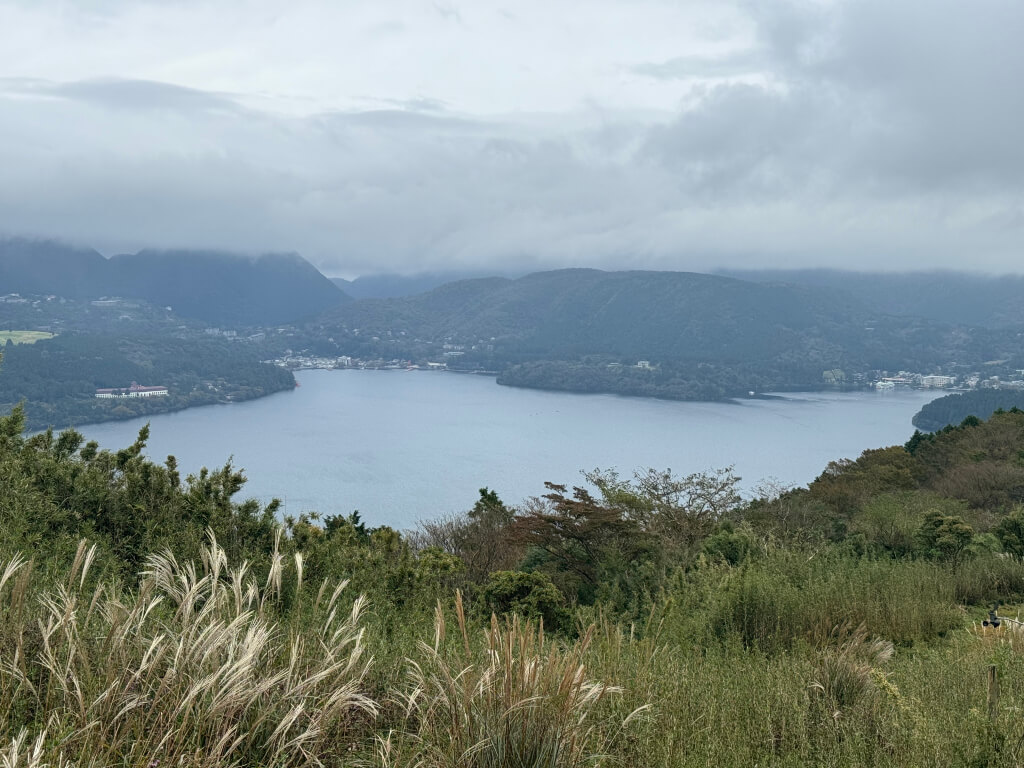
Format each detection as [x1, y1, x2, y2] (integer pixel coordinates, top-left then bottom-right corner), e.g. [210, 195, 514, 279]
[1, 0, 1021, 276]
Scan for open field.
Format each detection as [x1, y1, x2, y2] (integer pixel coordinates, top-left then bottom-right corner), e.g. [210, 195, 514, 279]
[0, 330, 55, 344]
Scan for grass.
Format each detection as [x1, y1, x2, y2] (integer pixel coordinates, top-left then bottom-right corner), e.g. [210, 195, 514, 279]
[5, 538, 1024, 766]
[0, 535, 376, 768]
[382, 594, 642, 768]
[0, 331, 54, 345]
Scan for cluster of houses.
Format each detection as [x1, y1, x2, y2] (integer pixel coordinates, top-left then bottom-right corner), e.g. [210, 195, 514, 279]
[874, 373, 956, 391]
[873, 371, 1024, 392]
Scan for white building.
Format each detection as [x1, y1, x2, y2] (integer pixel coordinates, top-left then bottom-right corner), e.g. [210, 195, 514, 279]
[921, 375, 956, 388]
[96, 382, 169, 399]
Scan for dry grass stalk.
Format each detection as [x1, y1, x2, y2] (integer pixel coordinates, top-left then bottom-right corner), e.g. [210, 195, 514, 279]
[0, 532, 375, 768]
[810, 622, 894, 714]
[395, 591, 636, 768]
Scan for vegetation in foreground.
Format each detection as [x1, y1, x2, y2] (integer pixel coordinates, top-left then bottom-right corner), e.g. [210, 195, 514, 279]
[4, 400, 1024, 765]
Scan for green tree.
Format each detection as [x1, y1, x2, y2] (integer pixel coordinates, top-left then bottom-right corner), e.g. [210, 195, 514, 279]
[510, 482, 658, 605]
[994, 505, 1024, 558]
[481, 570, 570, 632]
[916, 510, 974, 566]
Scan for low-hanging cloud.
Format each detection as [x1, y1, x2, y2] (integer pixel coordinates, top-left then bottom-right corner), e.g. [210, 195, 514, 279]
[0, 0, 1021, 276]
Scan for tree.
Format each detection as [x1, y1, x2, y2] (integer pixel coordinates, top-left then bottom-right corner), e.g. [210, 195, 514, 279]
[510, 482, 644, 603]
[416, 488, 520, 584]
[994, 505, 1024, 558]
[916, 510, 974, 566]
[481, 570, 570, 632]
[586, 466, 741, 557]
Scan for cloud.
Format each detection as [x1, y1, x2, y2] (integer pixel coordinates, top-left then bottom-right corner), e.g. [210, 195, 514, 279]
[631, 51, 767, 81]
[0, 1, 1022, 275]
[0, 77, 243, 113]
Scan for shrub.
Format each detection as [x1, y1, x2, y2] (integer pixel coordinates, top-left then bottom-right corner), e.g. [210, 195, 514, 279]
[481, 570, 571, 633]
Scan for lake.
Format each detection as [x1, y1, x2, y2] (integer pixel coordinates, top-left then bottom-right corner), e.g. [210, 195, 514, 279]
[78, 370, 939, 529]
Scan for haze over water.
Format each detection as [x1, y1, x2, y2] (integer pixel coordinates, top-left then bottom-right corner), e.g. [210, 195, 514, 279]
[79, 370, 938, 528]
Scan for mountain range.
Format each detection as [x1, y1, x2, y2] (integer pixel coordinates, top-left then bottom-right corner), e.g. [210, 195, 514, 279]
[0, 239, 349, 326]
[5, 238, 1024, 396]
[313, 268, 1015, 372]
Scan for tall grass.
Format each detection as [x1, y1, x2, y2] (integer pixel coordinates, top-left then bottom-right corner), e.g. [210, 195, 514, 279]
[386, 594, 642, 768]
[0, 535, 375, 768]
[659, 550, 965, 651]
[5, 537, 1024, 766]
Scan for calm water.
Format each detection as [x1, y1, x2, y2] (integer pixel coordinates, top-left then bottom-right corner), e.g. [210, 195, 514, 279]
[77, 370, 938, 528]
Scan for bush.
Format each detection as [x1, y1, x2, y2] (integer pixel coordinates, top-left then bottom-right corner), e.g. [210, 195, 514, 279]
[481, 570, 571, 633]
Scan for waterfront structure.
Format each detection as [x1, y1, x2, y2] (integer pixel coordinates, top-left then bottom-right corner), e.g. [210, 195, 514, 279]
[921, 375, 957, 388]
[96, 382, 169, 399]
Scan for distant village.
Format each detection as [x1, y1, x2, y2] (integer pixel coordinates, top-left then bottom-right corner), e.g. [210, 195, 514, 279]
[869, 370, 1024, 392]
[263, 354, 449, 372]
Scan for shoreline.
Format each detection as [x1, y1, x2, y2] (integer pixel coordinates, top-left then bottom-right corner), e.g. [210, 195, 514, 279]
[22, 366, 943, 434]
[21, 381, 298, 434]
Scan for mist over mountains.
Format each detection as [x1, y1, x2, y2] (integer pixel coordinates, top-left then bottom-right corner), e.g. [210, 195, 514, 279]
[722, 269, 1024, 329]
[0, 239, 349, 326]
[331, 271, 520, 300]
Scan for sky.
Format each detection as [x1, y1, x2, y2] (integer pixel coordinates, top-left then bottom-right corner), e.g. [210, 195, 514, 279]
[0, 0, 1022, 277]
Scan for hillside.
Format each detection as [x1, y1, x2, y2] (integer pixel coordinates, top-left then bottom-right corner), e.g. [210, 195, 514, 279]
[0, 332, 295, 431]
[319, 269, 863, 358]
[723, 268, 1024, 329]
[913, 389, 1024, 432]
[0, 238, 350, 326]
[109, 249, 350, 326]
[312, 268, 1015, 398]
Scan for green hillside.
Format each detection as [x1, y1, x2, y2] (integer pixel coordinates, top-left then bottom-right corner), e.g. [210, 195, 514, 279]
[314, 268, 1014, 398]
[913, 389, 1024, 432]
[0, 333, 295, 430]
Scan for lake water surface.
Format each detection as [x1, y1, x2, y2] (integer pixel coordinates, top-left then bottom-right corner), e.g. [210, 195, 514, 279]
[78, 370, 938, 528]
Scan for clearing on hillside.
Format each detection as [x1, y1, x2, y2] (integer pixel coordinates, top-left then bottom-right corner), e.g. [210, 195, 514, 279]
[0, 330, 56, 345]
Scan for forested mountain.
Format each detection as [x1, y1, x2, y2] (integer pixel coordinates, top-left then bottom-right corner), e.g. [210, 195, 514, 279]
[0, 239, 109, 299]
[722, 269, 1024, 329]
[913, 390, 1024, 432]
[312, 269, 1017, 400]
[0, 239, 350, 326]
[319, 269, 870, 359]
[108, 249, 350, 326]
